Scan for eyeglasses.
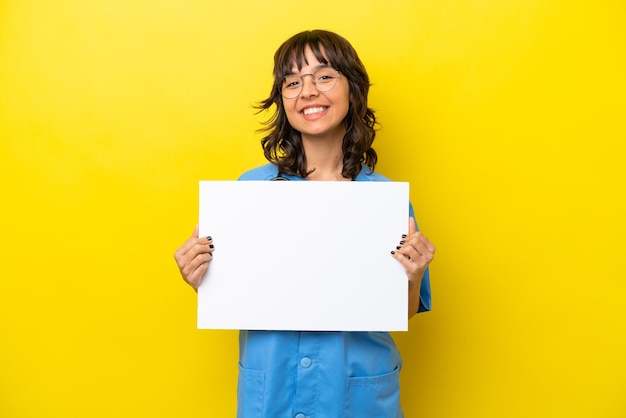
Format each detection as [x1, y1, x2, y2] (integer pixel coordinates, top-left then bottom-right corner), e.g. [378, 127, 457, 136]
[281, 67, 341, 99]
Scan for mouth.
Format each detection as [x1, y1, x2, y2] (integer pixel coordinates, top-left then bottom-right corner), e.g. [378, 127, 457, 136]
[301, 106, 327, 116]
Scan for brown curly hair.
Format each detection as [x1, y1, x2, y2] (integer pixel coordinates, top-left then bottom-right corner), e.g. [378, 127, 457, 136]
[256, 30, 377, 179]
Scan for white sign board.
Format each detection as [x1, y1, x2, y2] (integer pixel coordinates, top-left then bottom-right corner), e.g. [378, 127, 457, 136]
[198, 181, 409, 331]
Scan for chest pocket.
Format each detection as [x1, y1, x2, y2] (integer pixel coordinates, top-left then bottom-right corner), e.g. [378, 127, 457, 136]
[344, 366, 403, 418]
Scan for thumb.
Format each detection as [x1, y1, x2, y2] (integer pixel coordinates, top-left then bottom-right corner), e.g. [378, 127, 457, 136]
[192, 224, 199, 238]
[408, 216, 416, 236]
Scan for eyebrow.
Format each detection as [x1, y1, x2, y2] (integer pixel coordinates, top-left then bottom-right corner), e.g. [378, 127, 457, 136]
[284, 64, 332, 77]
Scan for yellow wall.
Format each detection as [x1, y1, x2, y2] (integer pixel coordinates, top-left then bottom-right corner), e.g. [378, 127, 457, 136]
[1, 1, 624, 417]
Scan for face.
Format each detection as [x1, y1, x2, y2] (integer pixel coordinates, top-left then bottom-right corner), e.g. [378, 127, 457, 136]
[282, 45, 350, 142]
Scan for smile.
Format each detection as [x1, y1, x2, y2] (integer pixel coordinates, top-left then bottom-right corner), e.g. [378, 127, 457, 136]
[302, 107, 327, 115]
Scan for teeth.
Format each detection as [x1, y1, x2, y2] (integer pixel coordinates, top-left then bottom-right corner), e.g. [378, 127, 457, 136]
[303, 107, 326, 115]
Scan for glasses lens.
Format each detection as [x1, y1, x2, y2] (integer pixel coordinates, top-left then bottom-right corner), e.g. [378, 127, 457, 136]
[282, 75, 302, 99]
[281, 68, 339, 99]
[313, 68, 339, 92]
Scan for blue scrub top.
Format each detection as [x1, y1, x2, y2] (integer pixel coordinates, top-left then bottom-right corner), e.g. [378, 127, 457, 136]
[235, 164, 432, 418]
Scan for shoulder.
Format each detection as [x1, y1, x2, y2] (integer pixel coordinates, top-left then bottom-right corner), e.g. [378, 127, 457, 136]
[237, 163, 279, 181]
[355, 165, 392, 182]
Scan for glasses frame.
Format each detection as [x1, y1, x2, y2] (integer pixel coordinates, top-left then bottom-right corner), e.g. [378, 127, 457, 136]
[280, 68, 341, 100]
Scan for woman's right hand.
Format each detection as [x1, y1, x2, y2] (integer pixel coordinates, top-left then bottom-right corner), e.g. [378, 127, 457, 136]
[174, 225, 214, 291]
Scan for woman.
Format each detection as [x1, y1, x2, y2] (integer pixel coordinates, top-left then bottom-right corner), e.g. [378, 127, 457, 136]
[174, 29, 435, 418]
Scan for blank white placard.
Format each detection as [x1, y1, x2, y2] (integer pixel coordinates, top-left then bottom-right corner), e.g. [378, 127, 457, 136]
[198, 180, 409, 331]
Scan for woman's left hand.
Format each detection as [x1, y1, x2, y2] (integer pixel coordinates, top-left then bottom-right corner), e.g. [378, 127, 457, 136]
[391, 217, 435, 317]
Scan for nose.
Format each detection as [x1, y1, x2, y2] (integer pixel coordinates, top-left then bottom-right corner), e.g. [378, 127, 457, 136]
[299, 74, 319, 98]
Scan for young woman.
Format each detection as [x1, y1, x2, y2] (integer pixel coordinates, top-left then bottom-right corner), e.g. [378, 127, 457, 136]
[174, 29, 435, 418]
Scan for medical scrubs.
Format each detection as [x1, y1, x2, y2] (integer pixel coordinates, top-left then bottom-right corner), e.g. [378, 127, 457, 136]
[235, 164, 431, 418]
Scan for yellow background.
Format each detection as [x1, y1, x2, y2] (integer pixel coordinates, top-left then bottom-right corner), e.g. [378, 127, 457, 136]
[1, 0, 624, 417]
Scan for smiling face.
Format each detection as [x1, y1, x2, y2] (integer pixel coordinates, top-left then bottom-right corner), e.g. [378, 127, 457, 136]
[282, 45, 350, 143]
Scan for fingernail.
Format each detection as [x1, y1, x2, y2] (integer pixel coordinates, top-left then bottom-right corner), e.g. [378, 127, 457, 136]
[402, 234, 407, 238]
[396, 246, 401, 250]
[207, 236, 212, 241]
[399, 241, 405, 245]
[391, 250, 396, 255]
[209, 244, 214, 249]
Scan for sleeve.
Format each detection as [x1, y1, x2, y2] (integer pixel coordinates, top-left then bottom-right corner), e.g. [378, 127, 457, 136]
[409, 203, 432, 313]
[237, 164, 278, 181]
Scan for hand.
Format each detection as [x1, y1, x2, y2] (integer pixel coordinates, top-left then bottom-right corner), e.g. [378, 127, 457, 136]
[173, 225, 214, 290]
[391, 217, 435, 316]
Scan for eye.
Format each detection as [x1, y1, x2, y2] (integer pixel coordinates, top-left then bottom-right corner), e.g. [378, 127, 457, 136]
[283, 77, 301, 90]
[316, 71, 337, 83]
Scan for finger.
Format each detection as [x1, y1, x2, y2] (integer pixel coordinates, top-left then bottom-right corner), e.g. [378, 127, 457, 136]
[181, 251, 213, 278]
[192, 224, 213, 244]
[409, 237, 435, 265]
[413, 233, 436, 258]
[189, 225, 213, 249]
[187, 269, 205, 289]
[194, 224, 213, 247]
[391, 249, 421, 276]
[185, 242, 214, 264]
[175, 235, 201, 261]
[396, 244, 420, 263]
[194, 224, 214, 244]
[421, 238, 436, 257]
[175, 228, 212, 261]
[392, 249, 412, 268]
[408, 216, 416, 236]
[187, 258, 210, 289]
[174, 239, 214, 273]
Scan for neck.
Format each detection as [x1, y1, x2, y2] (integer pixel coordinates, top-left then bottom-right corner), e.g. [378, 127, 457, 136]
[301, 133, 350, 181]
